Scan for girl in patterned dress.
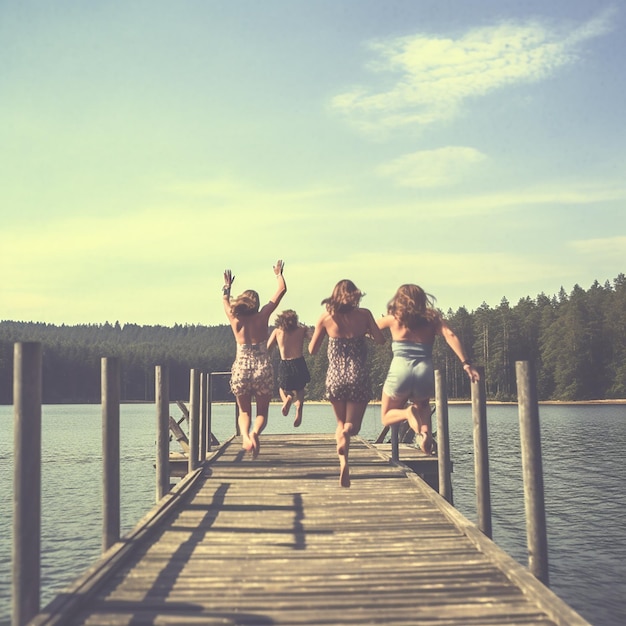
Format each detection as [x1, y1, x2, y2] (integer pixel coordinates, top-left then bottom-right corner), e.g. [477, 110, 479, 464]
[309, 279, 385, 487]
[223, 260, 286, 458]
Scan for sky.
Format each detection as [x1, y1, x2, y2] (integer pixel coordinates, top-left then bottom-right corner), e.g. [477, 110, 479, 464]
[2, 0, 625, 327]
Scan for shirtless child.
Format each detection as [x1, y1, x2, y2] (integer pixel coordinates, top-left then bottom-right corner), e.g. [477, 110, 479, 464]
[267, 310, 311, 427]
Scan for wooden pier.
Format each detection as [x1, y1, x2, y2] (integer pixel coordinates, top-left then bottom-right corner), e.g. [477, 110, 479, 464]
[29, 434, 589, 626]
[11, 348, 587, 625]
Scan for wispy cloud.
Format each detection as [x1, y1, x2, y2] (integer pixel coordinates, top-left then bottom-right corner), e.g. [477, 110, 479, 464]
[569, 236, 626, 262]
[354, 180, 626, 219]
[377, 147, 487, 188]
[331, 9, 616, 133]
[162, 178, 348, 202]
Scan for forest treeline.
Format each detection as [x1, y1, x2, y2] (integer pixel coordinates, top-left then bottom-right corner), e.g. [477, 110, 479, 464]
[1, 275, 625, 404]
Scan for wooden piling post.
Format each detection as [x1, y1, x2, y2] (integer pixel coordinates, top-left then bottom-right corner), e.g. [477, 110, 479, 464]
[188, 369, 200, 473]
[199, 371, 208, 462]
[435, 370, 453, 503]
[471, 365, 492, 538]
[102, 357, 120, 552]
[155, 365, 169, 501]
[206, 373, 213, 452]
[390, 424, 400, 462]
[516, 360, 550, 585]
[12, 342, 42, 626]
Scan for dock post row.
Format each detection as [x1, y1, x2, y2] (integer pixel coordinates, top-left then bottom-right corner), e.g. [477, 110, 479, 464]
[11, 340, 549, 626]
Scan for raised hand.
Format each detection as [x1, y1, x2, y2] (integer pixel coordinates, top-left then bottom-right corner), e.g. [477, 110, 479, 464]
[224, 269, 235, 288]
[273, 260, 284, 276]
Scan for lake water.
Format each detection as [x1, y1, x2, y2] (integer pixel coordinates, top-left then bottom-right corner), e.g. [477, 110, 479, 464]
[1, 402, 625, 625]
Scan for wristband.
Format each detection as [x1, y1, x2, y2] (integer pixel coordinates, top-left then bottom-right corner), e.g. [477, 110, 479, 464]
[462, 360, 471, 367]
[222, 286, 231, 296]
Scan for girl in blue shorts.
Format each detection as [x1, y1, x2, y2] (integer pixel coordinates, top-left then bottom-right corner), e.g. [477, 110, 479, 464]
[377, 284, 480, 454]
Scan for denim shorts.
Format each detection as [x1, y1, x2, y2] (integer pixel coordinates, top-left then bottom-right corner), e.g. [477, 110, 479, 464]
[382, 341, 435, 401]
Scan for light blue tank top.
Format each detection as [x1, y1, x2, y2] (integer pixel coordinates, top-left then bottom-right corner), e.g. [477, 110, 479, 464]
[391, 340, 433, 360]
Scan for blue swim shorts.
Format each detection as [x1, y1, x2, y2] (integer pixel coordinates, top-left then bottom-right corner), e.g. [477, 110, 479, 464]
[382, 341, 435, 401]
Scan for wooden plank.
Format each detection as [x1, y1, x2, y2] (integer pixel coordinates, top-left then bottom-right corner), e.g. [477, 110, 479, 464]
[168, 415, 189, 454]
[175, 400, 189, 421]
[31, 435, 590, 626]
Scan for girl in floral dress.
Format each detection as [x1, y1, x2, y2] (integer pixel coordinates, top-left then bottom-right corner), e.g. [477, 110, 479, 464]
[309, 279, 385, 486]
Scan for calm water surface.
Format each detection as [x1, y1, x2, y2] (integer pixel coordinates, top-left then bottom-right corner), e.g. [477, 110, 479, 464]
[1, 402, 625, 625]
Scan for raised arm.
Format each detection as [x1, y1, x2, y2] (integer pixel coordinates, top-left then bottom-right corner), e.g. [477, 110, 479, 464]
[270, 259, 287, 305]
[222, 269, 235, 320]
[439, 319, 480, 382]
[260, 259, 287, 319]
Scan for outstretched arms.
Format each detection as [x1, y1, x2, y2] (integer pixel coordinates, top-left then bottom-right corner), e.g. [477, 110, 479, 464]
[308, 314, 327, 355]
[365, 310, 386, 344]
[439, 320, 480, 382]
[267, 328, 278, 352]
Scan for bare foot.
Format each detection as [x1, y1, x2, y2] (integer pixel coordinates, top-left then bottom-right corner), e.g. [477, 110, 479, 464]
[250, 432, 260, 459]
[242, 436, 253, 452]
[293, 404, 303, 427]
[419, 431, 434, 455]
[407, 405, 421, 434]
[281, 394, 293, 417]
[339, 457, 351, 488]
[336, 430, 350, 456]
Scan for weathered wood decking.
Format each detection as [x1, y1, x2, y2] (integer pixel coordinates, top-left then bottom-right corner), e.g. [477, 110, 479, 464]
[31, 435, 589, 626]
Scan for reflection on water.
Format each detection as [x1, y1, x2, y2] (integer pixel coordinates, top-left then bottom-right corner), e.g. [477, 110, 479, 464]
[1, 402, 625, 625]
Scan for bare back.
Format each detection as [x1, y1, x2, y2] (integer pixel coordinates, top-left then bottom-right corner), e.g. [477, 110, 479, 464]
[309, 307, 385, 354]
[324, 309, 375, 338]
[377, 314, 441, 344]
[228, 303, 277, 345]
[270, 325, 309, 360]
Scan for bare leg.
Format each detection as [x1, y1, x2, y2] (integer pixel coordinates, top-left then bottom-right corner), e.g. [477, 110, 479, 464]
[339, 455, 350, 488]
[250, 394, 271, 459]
[237, 395, 254, 452]
[293, 389, 305, 427]
[331, 401, 349, 486]
[382, 392, 433, 452]
[279, 388, 293, 417]
[332, 400, 368, 487]
[381, 392, 411, 427]
[414, 399, 433, 454]
[333, 404, 347, 455]
[337, 422, 351, 488]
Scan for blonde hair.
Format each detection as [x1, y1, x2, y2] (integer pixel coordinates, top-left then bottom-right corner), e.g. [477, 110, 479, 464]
[275, 309, 299, 331]
[230, 289, 260, 317]
[387, 284, 439, 330]
[322, 279, 363, 315]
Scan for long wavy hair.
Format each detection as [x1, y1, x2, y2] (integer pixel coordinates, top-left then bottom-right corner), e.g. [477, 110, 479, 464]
[387, 284, 439, 330]
[230, 289, 260, 317]
[321, 279, 363, 315]
[274, 309, 299, 331]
